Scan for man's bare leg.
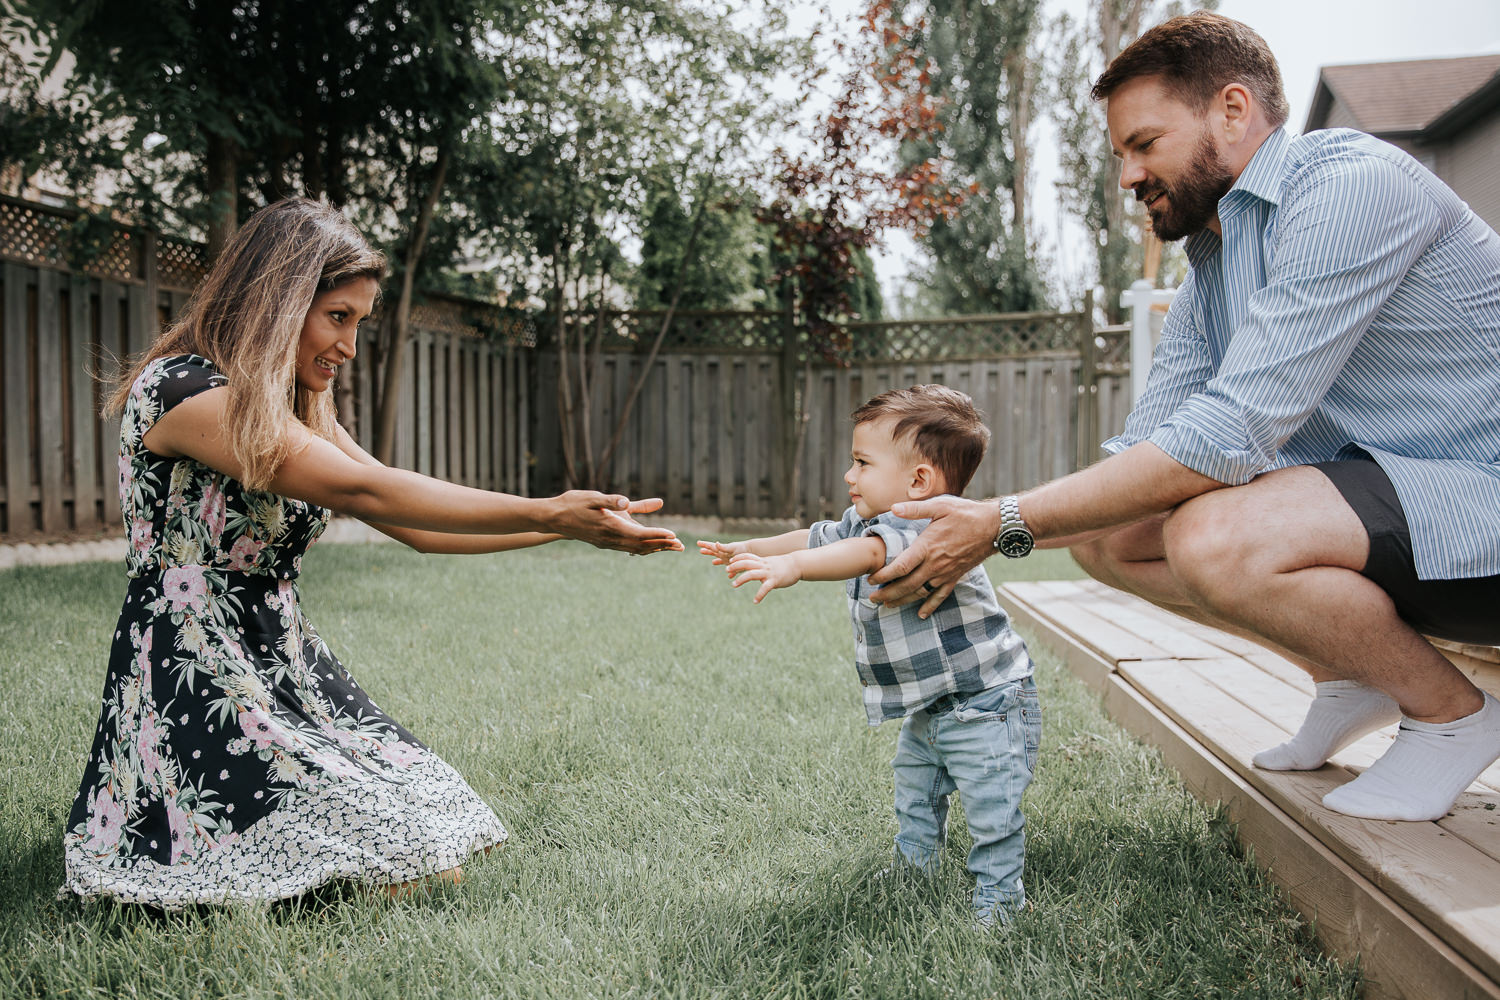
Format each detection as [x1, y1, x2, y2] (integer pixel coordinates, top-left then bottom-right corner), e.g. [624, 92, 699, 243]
[1154, 467, 1478, 721]
[1136, 466, 1499, 820]
[1071, 512, 1334, 678]
[1071, 503, 1401, 769]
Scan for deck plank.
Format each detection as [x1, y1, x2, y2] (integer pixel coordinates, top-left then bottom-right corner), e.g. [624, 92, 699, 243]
[1001, 579, 1500, 1000]
[1098, 671, 1500, 1000]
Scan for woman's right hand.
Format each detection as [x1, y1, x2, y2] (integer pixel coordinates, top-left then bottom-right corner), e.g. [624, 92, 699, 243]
[548, 492, 683, 554]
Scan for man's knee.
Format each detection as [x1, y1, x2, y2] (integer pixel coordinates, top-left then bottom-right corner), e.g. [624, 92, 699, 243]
[1162, 491, 1259, 604]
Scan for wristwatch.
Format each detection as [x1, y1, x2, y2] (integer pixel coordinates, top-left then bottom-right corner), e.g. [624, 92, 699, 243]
[993, 495, 1034, 558]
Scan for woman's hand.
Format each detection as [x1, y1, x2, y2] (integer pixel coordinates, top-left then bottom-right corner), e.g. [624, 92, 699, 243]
[868, 496, 1000, 617]
[550, 492, 684, 555]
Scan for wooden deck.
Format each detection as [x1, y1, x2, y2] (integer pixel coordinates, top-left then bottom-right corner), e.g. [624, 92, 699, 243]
[999, 579, 1500, 1000]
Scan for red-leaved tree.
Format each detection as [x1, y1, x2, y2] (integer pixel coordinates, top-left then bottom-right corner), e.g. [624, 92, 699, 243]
[759, 0, 972, 515]
[759, 0, 972, 361]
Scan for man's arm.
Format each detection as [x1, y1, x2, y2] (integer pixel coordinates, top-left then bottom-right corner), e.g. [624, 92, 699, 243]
[726, 535, 886, 604]
[868, 443, 1222, 615]
[875, 144, 1442, 615]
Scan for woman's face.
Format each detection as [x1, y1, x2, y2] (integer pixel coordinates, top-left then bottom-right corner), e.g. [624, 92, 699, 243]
[295, 277, 378, 392]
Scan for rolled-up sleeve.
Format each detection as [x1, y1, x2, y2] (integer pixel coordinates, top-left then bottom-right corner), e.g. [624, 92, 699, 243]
[1147, 153, 1441, 484]
[809, 507, 860, 548]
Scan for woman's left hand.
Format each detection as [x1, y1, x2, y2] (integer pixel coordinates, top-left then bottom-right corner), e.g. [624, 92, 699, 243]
[552, 492, 684, 554]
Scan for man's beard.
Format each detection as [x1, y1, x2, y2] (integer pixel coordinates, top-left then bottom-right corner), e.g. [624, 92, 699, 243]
[1136, 128, 1234, 242]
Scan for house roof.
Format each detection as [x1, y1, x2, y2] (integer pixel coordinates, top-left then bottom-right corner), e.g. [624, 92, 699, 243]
[1304, 53, 1500, 138]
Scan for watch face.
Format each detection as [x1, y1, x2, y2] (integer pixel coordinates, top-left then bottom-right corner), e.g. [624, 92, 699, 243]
[998, 528, 1033, 558]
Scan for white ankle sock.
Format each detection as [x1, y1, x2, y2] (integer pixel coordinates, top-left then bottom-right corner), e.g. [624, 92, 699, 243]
[1252, 680, 1401, 771]
[1322, 692, 1500, 822]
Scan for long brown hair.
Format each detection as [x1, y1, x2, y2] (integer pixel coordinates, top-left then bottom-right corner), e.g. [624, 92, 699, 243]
[107, 198, 386, 489]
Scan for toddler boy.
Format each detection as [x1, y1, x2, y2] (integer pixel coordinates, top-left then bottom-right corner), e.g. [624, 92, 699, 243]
[699, 384, 1041, 924]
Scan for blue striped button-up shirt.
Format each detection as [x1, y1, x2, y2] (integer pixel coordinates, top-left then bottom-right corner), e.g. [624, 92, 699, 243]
[1105, 127, 1500, 580]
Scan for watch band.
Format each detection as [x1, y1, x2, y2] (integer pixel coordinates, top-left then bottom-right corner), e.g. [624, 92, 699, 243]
[993, 495, 1034, 558]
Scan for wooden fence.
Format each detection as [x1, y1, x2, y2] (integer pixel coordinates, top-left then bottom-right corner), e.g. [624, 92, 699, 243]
[0, 195, 1131, 539]
[530, 345, 1131, 522]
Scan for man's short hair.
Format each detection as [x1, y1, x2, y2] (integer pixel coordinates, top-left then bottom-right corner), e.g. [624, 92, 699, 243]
[852, 384, 990, 494]
[1091, 11, 1289, 128]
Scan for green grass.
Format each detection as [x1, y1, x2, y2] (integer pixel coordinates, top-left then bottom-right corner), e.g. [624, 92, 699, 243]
[0, 540, 1359, 999]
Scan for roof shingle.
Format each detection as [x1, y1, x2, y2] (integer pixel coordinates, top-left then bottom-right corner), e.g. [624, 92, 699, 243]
[1316, 53, 1500, 134]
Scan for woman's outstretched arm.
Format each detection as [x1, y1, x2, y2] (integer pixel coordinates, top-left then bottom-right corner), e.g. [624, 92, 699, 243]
[143, 387, 683, 555]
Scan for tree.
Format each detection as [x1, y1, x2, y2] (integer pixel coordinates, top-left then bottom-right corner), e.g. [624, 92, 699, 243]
[5, 0, 521, 461]
[634, 178, 768, 312]
[1049, 0, 1214, 322]
[757, 0, 968, 515]
[893, 0, 1050, 315]
[10, 0, 344, 252]
[760, 0, 965, 360]
[489, 0, 800, 491]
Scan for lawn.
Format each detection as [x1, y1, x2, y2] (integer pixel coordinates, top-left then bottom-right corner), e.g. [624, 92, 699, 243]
[0, 536, 1359, 999]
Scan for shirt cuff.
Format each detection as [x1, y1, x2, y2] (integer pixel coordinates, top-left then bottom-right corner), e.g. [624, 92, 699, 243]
[1101, 434, 1129, 456]
[1147, 408, 1269, 485]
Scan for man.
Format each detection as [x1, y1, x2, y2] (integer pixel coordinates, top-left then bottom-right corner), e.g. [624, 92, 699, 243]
[870, 11, 1500, 823]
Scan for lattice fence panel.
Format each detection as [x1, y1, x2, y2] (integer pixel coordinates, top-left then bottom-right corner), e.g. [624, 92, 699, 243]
[157, 237, 208, 290]
[0, 198, 69, 269]
[548, 309, 783, 351]
[406, 297, 539, 346]
[838, 312, 1084, 363]
[1095, 325, 1131, 366]
[0, 197, 151, 282]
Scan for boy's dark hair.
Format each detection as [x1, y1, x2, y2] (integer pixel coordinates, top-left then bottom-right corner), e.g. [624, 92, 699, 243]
[1091, 11, 1289, 127]
[852, 384, 990, 494]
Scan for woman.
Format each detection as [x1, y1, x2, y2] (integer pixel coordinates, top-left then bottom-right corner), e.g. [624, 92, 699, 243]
[61, 198, 681, 908]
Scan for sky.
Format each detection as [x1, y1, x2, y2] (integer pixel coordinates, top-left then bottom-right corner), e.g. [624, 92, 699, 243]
[859, 0, 1500, 307]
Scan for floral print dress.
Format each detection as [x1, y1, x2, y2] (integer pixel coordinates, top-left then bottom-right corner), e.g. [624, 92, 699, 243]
[61, 354, 506, 908]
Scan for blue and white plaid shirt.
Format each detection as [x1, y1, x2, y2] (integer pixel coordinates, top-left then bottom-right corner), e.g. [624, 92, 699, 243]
[1106, 127, 1500, 580]
[809, 506, 1032, 726]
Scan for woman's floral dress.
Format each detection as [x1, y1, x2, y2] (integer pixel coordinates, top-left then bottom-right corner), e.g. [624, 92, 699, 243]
[61, 354, 506, 908]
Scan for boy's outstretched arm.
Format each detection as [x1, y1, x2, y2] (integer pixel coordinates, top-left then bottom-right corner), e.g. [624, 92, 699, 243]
[696, 528, 809, 566]
[725, 536, 886, 604]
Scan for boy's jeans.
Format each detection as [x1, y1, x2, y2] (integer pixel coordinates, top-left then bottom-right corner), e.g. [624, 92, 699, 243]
[891, 675, 1042, 924]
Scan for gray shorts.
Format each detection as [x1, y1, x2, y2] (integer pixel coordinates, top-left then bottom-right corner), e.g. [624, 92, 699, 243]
[1312, 453, 1500, 645]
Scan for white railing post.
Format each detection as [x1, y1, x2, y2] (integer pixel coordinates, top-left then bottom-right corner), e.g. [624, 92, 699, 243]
[1120, 279, 1177, 403]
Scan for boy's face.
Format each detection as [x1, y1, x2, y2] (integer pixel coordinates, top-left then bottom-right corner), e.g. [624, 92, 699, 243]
[844, 417, 941, 519]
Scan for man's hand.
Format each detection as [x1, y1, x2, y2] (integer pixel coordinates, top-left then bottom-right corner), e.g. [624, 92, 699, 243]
[554, 492, 684, 554]
[696, 539, 748, 566]
[725, 552, 801, 604]
[868, 495, 999, 616]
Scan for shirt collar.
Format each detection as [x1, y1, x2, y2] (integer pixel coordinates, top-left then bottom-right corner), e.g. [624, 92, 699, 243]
[1183, 127, 1289, 265]
[1227, 126, 1289, 208]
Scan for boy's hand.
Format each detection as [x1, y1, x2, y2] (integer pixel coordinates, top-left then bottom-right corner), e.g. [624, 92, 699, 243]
[725, 552, 801, 603]
[697, 539, 749, 566]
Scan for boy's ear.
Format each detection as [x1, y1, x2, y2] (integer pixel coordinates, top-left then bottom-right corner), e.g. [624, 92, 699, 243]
[908, 462, 940, 499]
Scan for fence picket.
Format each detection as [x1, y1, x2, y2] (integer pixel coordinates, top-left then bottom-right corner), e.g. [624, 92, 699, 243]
[68, 275, 98, 530]
[3, 263, 31, 535]
[37, 268, 65, 532]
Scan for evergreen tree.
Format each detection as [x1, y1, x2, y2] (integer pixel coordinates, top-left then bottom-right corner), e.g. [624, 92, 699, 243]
[896, 0, 1050, 315]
